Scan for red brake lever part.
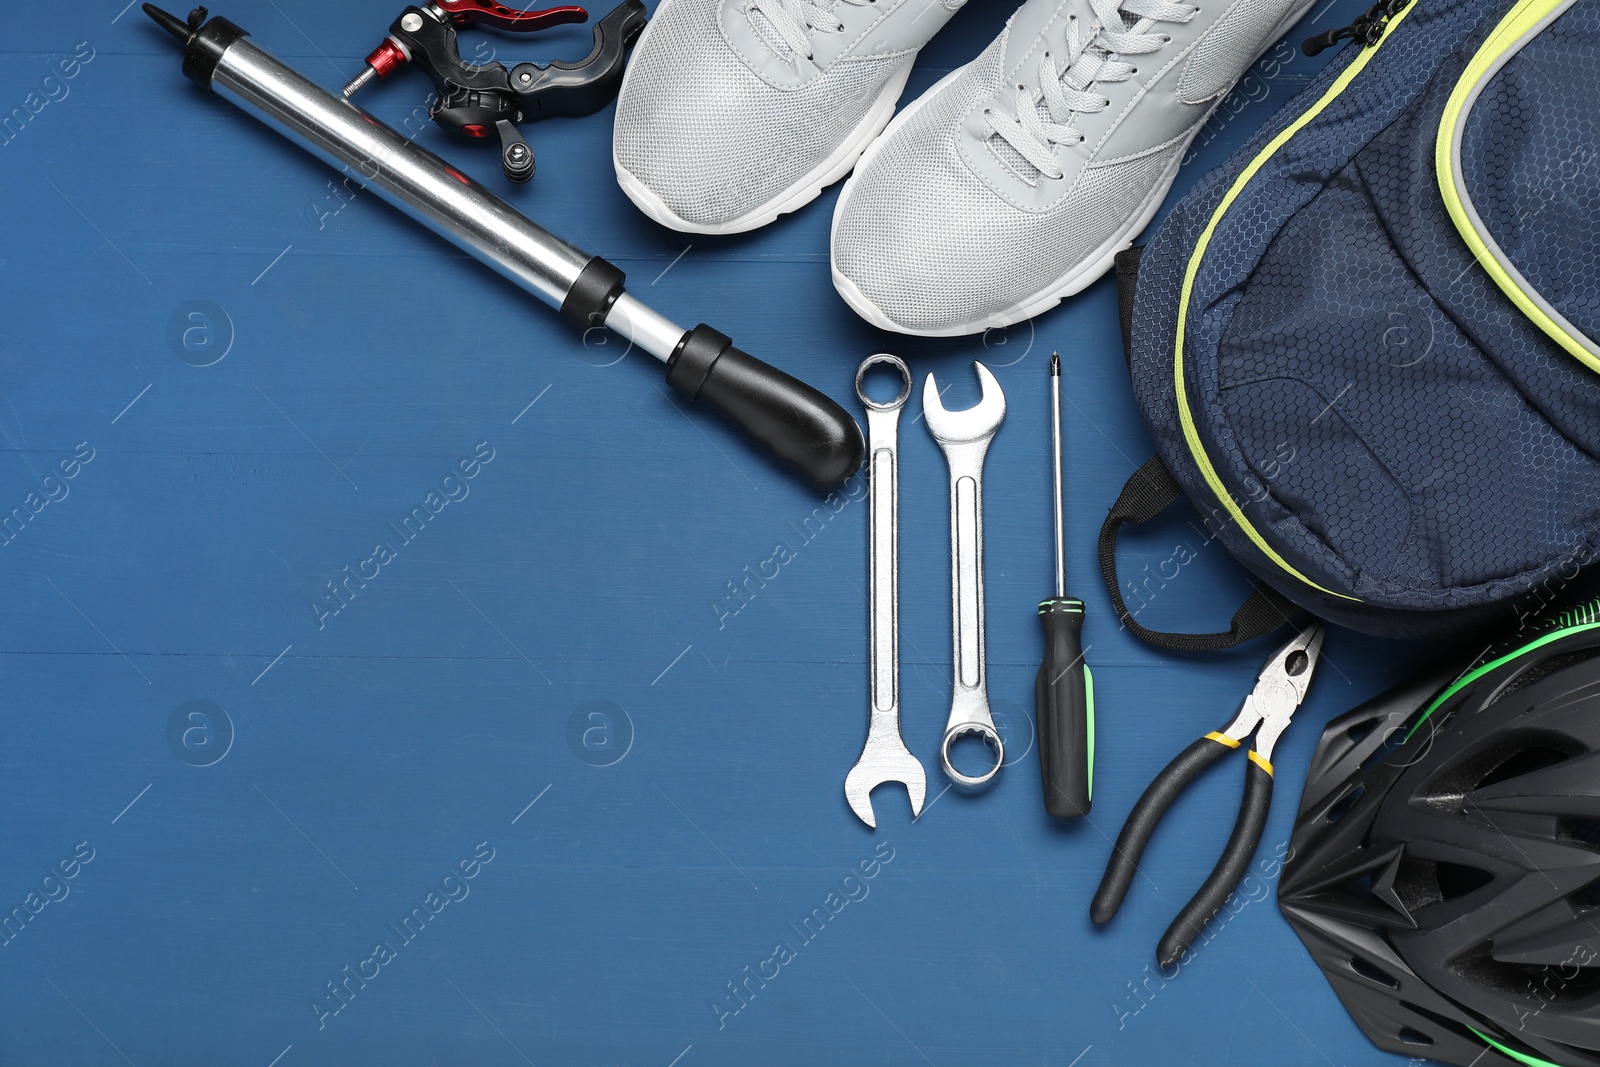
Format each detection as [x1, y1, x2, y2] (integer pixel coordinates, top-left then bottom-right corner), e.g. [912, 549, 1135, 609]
[432, 0, 589, 31]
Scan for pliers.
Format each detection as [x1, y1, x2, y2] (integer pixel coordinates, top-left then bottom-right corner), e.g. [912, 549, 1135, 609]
[1091, 623, 1325, 968]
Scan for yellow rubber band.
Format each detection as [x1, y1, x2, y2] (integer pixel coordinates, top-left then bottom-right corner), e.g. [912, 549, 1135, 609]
[1248, 751, 1275, 776]
[1205, 732, 1241, 749]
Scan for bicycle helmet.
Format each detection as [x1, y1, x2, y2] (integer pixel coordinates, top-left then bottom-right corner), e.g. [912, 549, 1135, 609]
[1281, 601, 1600, 1067]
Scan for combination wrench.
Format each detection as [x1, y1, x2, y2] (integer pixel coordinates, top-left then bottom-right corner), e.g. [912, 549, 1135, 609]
[845, 355, 925, 828]
[924, 363, 1007, 791]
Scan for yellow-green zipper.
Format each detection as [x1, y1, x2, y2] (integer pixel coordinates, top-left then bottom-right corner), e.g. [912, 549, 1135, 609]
[1172, 0, 1424, 602]
[1436, 0, 1597, 371]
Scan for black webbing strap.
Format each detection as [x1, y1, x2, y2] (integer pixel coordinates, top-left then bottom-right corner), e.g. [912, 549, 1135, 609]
[1114, 246, 1143, 370]
[1099, 456, 1299, 651]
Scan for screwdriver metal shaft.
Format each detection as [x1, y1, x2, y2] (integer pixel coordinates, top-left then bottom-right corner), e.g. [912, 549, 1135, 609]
[1037, 353, 1095, 818]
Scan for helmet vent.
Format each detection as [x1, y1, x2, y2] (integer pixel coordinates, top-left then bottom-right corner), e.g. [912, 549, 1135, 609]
[1422, 735, 1579, 812]
[1345, 719, 1376, 744]
[1455, 942, 1600, 1001]
[1349, 954, 1401, 989]
[1389, 858, 1492, 910]
[1394, 856, 1444, 910]
[1484, 647, 1600, 709]
[1564, 819, 1600, 849]
[1399, 1000, 1485, 1046]
[1397, 1026, 1433, 1046]
[1570, 878, 1600, 909]
[1476, 745, 1573, 789]
[1436, 862, 1494, 901]
[1325, 784, 1366, 824]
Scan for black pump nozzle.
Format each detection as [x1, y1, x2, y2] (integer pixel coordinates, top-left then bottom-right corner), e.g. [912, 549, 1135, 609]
[142, 4, 247, 85]
[142, 4, 194, 43]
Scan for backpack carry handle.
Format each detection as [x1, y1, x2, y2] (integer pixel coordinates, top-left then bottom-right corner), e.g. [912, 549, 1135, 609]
[1099, 456, 1298, 652]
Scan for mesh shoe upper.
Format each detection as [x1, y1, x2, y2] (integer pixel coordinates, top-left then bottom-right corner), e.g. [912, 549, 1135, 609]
[613, 0, 951, 229]
[831, 0, 1312, 334]
[833, 34, 1183, 332]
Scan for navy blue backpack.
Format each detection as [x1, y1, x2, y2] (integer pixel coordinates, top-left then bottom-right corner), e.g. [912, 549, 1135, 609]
[1105, 0, 1600, 647]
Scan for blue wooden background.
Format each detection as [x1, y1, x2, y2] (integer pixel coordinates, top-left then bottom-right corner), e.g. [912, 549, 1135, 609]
[1, 2, 1441, 1064]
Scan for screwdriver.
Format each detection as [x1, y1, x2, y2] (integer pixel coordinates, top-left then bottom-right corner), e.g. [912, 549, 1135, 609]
[1037, 353, 1094, 818]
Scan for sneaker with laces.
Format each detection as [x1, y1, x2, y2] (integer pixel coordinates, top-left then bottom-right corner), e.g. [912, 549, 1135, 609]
[830, 0, 1316, 335]
[612, 0, 969, 234]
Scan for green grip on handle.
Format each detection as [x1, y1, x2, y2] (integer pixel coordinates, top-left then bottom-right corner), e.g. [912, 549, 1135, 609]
[1037, 597, 1093, 819]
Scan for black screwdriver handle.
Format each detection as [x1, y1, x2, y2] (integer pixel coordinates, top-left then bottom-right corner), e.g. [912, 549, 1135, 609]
[666, 326, 864, 491]
[1157, 755, 1273, 969]
[1037, 597, 1094, 818]
[1091, 732, 1237, 924]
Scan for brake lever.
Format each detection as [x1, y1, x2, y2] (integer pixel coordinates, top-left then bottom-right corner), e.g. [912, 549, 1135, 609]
[342, 0, 648, 186]
[434, 0, 588, 30]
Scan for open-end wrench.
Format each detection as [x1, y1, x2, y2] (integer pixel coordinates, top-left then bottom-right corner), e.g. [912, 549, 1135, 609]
[924, 363, 1007, 791]
[845, 355, 925, 828]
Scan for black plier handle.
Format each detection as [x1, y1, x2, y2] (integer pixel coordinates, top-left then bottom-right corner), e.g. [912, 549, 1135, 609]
[1092, 731, 1275, 967]
[1090, 623, 1323, 969]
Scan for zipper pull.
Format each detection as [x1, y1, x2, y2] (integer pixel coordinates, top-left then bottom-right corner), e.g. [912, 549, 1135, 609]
[1301, 0, 1405, 56]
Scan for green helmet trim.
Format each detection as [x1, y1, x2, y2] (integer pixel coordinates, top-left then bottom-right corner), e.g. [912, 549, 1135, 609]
[1405, 606, 1600, 742]
[1471, 1027, 1568, 1067]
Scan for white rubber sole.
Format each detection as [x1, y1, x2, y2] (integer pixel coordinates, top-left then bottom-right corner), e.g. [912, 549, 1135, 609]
[830, 0, 1319, 336]
[613, 38, 916, 235]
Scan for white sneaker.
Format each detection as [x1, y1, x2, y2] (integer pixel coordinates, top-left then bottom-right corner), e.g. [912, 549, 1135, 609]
[612, 0, 969, 234]
[831, 0, 1316, 335]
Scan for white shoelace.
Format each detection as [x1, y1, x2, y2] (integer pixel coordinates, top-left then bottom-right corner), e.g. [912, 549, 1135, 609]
[745, 0, 872, 60]
[985, 0, 1197, 179]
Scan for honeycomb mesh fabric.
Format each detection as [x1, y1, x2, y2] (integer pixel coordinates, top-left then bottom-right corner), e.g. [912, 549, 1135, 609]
[1460, 0, 1600, 350]
[613, 0, 904, 226]
[1217, 74, 1600, 594]
[1126, 0, 1600, 634]
[833, 37, 1180, 332]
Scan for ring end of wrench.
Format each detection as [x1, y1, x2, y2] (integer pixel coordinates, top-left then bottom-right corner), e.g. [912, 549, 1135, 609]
[856, 353, 912, 412]
[849, 352, 920, 830]
[940, 724, 1004, 792]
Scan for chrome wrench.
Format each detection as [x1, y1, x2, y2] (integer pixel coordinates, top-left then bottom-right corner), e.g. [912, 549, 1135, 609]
[845, 355, 925, 828]
[924, 363, 1007, 791]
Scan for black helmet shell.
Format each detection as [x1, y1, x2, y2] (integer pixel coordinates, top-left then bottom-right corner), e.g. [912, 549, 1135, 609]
[1281, 614, 1600, 1067]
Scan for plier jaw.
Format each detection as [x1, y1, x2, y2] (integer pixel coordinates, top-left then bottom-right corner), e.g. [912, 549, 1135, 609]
[1219, 623, 1325, 766]
[1092, 622, 1326, 969]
